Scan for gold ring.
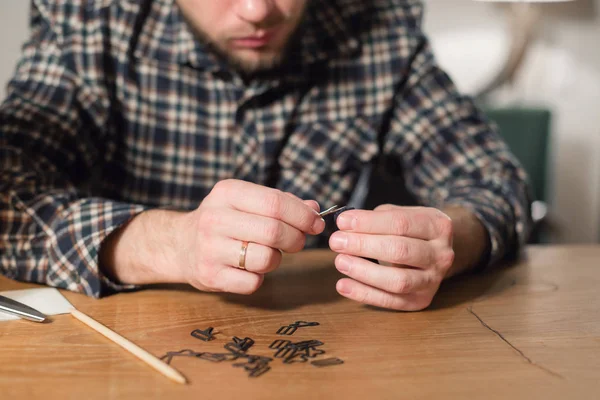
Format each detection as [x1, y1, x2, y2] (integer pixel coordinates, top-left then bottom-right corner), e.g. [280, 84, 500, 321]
[239, 241, 249, 270]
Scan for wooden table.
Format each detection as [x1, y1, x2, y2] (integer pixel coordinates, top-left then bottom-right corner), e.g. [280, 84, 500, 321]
[0, 245, 599, 399]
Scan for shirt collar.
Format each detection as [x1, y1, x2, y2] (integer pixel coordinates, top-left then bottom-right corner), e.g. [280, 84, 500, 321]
[132, 0, 361, 74]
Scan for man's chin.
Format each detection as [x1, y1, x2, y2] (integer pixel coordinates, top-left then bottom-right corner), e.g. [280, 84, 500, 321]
[226, 52, 284, 75]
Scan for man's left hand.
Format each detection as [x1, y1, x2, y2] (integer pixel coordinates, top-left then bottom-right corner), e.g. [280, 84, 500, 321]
[329, 204, 456, 311]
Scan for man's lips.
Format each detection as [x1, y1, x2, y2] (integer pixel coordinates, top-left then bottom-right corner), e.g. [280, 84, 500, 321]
[230, 29, 279, 49]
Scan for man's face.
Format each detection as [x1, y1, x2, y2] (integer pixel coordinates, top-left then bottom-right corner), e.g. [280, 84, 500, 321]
[176, 0, 309, 74]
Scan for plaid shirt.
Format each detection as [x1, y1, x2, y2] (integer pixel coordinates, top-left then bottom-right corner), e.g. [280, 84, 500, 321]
[0, 0, 531, 298]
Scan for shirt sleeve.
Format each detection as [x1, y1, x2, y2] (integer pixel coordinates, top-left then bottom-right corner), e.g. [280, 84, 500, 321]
[385, 27, 533, 268]
[0, 2, 149, 297]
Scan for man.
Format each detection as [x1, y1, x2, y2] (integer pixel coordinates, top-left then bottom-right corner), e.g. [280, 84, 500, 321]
[0, 0, 531, 311]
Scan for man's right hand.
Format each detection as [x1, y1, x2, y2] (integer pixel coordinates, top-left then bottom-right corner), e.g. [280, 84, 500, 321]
[99, 179, 326, 294]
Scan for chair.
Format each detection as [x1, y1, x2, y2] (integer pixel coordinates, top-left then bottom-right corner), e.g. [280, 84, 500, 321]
[485, 106, 552, 243]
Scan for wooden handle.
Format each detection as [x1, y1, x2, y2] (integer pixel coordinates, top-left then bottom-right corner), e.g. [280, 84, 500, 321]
[70, 309, 186, 384]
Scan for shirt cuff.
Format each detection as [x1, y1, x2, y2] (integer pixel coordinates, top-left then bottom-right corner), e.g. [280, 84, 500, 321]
[443, 185, 531, 270]
[47, 198, 150, 298]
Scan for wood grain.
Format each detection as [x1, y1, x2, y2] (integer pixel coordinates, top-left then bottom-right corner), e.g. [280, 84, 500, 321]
[69, 309, 186, 384]
[0, 245, 599, 399]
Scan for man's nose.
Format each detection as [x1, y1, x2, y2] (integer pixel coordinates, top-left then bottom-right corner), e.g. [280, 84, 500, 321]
[234, 0, 275, 24]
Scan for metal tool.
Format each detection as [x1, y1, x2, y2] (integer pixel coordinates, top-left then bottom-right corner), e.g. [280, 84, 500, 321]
[0, 294, 47, 322]
[318, 205, 342, 217]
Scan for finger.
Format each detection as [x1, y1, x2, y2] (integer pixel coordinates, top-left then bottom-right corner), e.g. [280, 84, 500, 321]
[329, 232, 441, 269]
[336, 278, 430, 311]
[373, 204, 396, 212]
[303, 200, 320, 213]
[335, 207, 452, 241]
[212, 180, 324, 234]
[193, 264, 264, 295]
[213, 209, 307, 253]
[283, 192, 321, 213]
[218, 237, 282, 274]
[334, 254, 434, 294]
[284, 192, 301, 200]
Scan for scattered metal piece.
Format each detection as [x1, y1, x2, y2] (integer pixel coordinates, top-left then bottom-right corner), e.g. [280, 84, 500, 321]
[311, 358, 344, 367]
[304, 347, 326, 359]
[191, 327, 215, 342]
[271, 338, 326, 365]
[232, 356, 272, 370]
[166, 324, 334, 379]
[274, 345, 296, 359]
[294, 321, 320, 328]
[159, 349, 202, 365]
[243, 354, 273, 364]
[234, 359, 272, 378]
[231, 336, 255, 352]
[222, 337, 273, 378]
[223, 344, 246, 359]
[277, 321, 320, 336]
[269, 339, 292, 349]
[197, 352, 230, 363]
[276, 325, 297, 336]
[248, 364, 271, 378]
[289, 339, 323, 349]
[283, 352, 309, 364]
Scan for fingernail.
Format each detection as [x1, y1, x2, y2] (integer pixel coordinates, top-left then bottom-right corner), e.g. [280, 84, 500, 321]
[336, 255, 351, 273]
[311, 217, 325, 233]
[336, 213, 355, 230]
[337, 280, 351, 295]
[329, 233, 348, 250]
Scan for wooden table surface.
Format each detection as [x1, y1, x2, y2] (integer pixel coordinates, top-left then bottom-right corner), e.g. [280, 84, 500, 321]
[0, 245, 599, 399]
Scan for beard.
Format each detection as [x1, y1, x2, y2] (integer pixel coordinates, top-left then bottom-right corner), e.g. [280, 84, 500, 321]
[206, 41, 289, 76]
[187, 12, 308, 76]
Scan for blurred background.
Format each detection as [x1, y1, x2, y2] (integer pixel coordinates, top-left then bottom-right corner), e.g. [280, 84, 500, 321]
[423, 0, 600, 244]
[1, 0, 599, 244]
